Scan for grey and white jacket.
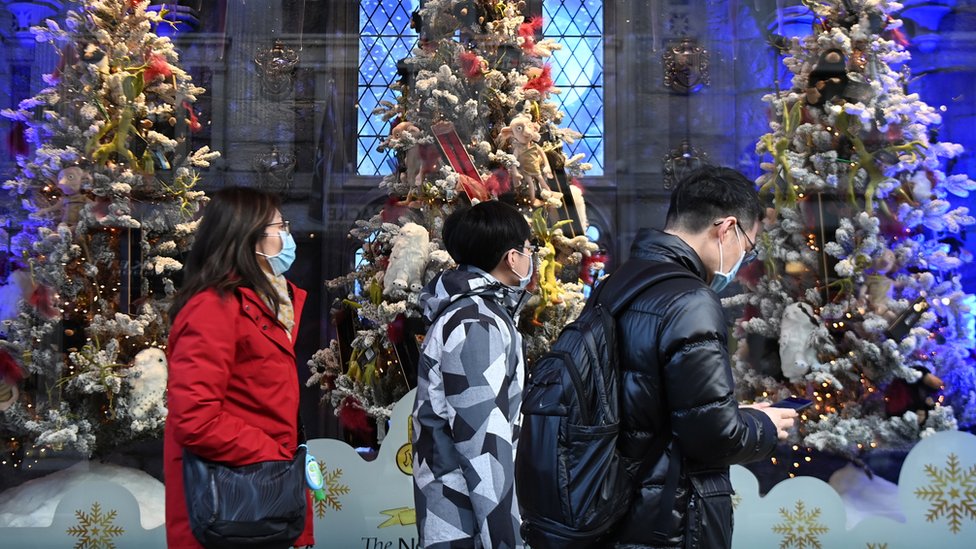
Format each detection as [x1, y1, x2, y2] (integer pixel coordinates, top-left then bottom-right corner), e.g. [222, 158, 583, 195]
[411, 266, 526, 549]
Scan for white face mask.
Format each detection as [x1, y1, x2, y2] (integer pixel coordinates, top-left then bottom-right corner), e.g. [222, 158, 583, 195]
[510, 248, 534, 289]
[710, 224, 745, 293]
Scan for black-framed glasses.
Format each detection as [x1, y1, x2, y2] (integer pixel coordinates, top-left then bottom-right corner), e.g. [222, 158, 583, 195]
[735, 221, 758, 264]
[512, 242, 539, 258]
[262, 220, 291, 236]
[714, 219, 758, 264]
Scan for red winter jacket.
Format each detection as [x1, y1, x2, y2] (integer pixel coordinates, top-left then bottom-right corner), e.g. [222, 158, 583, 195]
[163, 284, 314, 548]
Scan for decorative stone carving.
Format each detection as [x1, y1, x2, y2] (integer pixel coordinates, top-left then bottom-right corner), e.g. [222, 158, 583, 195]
[663, 37, 709, 94]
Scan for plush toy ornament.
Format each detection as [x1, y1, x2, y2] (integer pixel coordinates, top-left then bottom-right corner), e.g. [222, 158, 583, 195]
[127, 347, 168, 422]
[384, 121, 440, 201]
[389, 121, 424, 190]
[383, 222, 430, 298]
[778, 301, 825, 382]
[34, 165, 93, 227]
[498, 114, 558, 206]
[806, 49, 848, 107]
[885, 366, 945, 424]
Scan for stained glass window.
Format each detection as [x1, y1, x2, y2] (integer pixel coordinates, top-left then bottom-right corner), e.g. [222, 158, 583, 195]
[544, 0, 605, 175]
[357, 1, 604, 176]
[358, 0, 419, 175]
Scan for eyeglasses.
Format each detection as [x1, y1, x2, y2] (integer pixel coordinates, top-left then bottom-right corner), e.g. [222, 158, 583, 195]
[262, 220, 290, 236]
[735, 221, 758, 264]
[512, 242, 539, 259]
[714, 219, 758, 264]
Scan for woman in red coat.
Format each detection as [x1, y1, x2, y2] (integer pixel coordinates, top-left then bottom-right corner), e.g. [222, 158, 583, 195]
[164, 186, 314, 548]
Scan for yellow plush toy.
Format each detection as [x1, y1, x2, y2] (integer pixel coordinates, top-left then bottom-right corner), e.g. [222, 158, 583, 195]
[532, 239, 564, 325]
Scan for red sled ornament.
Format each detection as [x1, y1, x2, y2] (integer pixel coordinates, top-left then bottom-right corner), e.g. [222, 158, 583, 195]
[431, 121, 489, 202]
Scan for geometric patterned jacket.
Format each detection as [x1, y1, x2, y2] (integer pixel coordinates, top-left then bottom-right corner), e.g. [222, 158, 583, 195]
[411, 266, 526, 549]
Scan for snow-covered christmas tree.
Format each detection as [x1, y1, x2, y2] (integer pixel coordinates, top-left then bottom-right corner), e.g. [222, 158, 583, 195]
[0, 0, 217, 458]
[307, 0, 601, 436]
[730, 0, 976, 462]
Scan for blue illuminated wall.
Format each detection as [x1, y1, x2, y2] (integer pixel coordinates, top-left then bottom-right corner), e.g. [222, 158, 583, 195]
[908, 4, 976, 295]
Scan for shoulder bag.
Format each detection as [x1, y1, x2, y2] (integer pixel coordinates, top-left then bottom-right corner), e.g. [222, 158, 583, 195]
[182, 424, 308, 548]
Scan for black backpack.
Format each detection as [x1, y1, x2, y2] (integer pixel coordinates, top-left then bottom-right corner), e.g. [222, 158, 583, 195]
[516, 260, 692, 549]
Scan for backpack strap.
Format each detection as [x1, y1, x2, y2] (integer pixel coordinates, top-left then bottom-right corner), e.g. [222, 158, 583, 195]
[593, 259, 691, 316]
[651, 444, 682, 538]
[593, 259, 694, 538]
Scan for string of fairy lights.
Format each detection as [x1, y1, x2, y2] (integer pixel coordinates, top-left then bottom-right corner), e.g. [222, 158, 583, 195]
[766, 144, 942, 475]
[5, 222, 154, 469]
[2, 439, 49, 471]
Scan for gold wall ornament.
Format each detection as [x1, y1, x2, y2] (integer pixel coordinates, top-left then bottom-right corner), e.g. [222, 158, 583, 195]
[662, 139, 709, 190]
[663, 37, 710, 94]
[253, 40, 299, 98]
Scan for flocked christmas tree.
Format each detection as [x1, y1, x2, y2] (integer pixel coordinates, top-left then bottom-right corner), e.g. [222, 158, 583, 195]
[306, 0, 602, 439]
[730, 0, 976, 462]
[0, 0, 217, 458]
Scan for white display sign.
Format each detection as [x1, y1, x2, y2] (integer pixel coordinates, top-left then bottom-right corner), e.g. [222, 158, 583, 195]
[2, 390, 975, 548]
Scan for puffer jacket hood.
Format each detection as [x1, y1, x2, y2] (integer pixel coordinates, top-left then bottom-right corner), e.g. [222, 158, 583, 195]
[421, 265, 525, 323]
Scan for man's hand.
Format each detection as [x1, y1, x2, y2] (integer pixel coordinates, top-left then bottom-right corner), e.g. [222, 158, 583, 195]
[741, 402, 798, 440]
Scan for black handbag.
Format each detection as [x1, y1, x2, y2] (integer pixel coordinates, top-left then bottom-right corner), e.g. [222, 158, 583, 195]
[182, 444, 308, 549]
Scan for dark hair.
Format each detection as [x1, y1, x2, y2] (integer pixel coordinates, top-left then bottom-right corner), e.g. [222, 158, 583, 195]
[443, 201, 531, 272]
[664, 166, 763, 233]
[169, 186, 282, 322]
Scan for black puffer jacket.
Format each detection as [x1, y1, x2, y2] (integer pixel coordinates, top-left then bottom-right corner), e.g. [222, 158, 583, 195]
[610, 228, 778, 549]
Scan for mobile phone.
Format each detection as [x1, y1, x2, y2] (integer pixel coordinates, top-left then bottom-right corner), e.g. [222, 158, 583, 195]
[771, 396, 813, 411]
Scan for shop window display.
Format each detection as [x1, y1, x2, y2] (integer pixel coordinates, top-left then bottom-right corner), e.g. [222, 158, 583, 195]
[0, 1, 974, 546]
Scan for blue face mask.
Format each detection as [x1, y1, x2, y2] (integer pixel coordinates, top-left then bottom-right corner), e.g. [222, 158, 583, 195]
[710, 225, 745, 293]
[257, 231, 297, 276]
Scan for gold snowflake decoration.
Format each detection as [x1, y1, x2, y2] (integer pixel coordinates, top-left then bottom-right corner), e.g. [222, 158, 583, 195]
[914, 452, 976, 534]
[65, 501, 125, 548]
[771, 500, 829, 549]
[313, 459, 351, 518]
